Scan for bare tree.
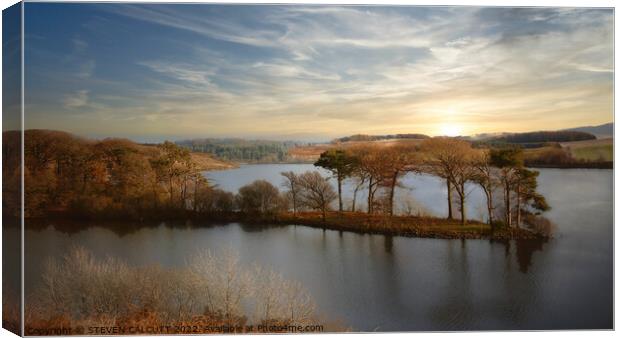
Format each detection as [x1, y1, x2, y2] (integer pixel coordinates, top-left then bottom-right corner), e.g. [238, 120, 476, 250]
[421, 138, 477, 225]
[280, 171, 301, 216]
[349, 173, 367, 213]
[380, 145, 421, 216]
[251, 266, 315, 325]
[471, 150, 499, 227]
[349, 146, 386, 215]
[34, 247, 316, 328]
[420, 138, 455, 220]
[297, 171, 337, 222]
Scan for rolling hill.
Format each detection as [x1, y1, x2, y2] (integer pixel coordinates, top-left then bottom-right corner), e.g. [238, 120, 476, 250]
[564, 122, 613, 139]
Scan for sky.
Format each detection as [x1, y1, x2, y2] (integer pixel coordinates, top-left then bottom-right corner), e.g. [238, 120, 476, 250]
[17, 4, 614, 142]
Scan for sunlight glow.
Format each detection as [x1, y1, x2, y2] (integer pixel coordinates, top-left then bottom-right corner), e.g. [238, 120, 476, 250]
[439, 123, 463, 137]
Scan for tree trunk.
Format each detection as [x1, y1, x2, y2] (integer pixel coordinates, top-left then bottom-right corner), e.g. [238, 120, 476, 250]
[459, 182, 466, 225]
[446, 179, 453, 219]
[352, 178, 364, 213]
[487, 188, 494, 227]
[389, 171, 398, 216]
[352, 186, 358, 212]
[367, 177, 374, 214]
[337, 176, 343, 212]
[504, 178, 511, 227]
[516, 183, 521, 228]
[193, 176, 198, 212]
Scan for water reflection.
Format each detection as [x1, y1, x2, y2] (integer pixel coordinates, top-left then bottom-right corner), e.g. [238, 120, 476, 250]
[23, 167, 612, 330]
[384, 235, 393, 254]
[490, 238, 548, 273]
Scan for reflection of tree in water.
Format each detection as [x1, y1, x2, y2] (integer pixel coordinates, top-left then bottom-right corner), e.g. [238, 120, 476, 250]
[515, 239, 547, 273]
[427, 239, 476, 330]
[25, 218, 238, 237]
[26, 217, 305, 237]
[491, 238, 548, 273]
[383, 235, 393, 254]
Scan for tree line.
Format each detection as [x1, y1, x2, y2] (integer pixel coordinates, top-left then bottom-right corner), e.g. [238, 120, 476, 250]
[176, 138, 298, 163]
[308, 138, 550, 229]
[332, 133, 429, 143]
[4, 130, 213, 218]
[3, 130, 338, 222]
[483, 130, 595, 144]
[4, 130, 549, 231]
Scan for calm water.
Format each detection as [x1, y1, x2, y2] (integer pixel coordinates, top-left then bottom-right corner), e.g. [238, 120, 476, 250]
[23, 165, 613, 331]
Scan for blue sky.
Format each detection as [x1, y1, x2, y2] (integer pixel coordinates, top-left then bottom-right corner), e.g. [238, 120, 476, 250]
[20, 4, 613, 142]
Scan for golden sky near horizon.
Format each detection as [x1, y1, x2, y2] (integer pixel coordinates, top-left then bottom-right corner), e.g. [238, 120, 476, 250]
[13, 5, 614, 141]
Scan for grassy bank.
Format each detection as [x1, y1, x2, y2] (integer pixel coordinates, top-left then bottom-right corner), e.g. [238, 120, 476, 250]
[270, 211, 544, 240]
[24, 210, 546, 240]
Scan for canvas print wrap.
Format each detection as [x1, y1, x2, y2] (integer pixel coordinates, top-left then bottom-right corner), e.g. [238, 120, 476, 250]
[1, 3, 614, 335]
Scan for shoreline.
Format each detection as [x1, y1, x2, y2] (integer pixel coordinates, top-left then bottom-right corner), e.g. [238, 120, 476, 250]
[273, 212, 545, 240]
[19, 211, 547, 240]
[204, 160, 613, 170]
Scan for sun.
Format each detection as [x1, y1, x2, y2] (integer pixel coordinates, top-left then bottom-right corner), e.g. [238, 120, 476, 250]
[439, 123, 463, 137]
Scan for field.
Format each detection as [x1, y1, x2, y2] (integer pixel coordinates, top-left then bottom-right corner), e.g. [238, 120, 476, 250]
[288, 139, 425, 162]
[560, 138, 613, 161]
[288, 136, 614, 166]
[190, 152, 238, 171]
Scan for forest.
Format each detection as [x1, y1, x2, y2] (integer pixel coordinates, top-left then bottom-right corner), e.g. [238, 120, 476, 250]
[478, 130, 596, 144]
[175, 138, 298, 163]
[332, 133, 430, 143]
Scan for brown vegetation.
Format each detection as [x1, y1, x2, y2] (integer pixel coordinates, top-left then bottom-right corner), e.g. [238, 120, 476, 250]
[288, 139, 424, 162]
[283, 140, 551, 237]
[291, 135, 613, 168]
[3, 130, 234, 219]
[5, 130, 553, 237]
[275, 211, 543, 240]
[189, 152, 237, 171]
[523, 140, 613, 168]
[25, 247, 321, 335]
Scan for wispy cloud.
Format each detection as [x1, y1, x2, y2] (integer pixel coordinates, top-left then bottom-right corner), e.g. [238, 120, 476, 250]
[108, 5, 282, 47]
[63, 90, 90, 108]
[25, 5, 613, 140]
[72, 38, 88, 53]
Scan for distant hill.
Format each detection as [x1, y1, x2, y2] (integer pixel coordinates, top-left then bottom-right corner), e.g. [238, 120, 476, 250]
[564, 123, 613, 139]
[482, 130, 596, 145]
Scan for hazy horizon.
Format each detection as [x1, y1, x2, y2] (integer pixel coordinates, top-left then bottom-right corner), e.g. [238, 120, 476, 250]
[4, 120, 612, 144]
[9, 4, 614, 142]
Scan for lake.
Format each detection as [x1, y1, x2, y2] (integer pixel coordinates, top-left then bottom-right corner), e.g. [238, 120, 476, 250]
[23, 165, 613, 331]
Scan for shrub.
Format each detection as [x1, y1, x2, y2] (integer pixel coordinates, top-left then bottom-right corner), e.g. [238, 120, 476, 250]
[27, 247, 316, 330]
[235, 180, 282, 215]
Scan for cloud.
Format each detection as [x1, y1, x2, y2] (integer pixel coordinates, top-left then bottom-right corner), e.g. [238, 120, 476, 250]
[123, 5, 612, 138]
[63, 90, 90, 108]
[26, 5, 614, 140]
[72, 38, 88, 53]
[107, 5, 281, 47]
[138, 61, 215, 86]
